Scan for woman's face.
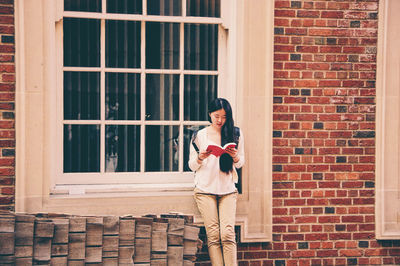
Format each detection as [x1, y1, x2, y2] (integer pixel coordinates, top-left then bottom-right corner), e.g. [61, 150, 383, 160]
[209, 108, 226, 129]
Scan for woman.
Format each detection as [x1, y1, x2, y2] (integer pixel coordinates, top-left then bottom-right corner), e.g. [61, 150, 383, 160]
[188, 98, 245, 266]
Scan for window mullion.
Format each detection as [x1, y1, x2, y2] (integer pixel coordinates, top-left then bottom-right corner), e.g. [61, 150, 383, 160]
[140, 19, 146, 173]
[178, 21, 184, 172]
[182, 0, 187, 17]
[100, 16, 106, 173]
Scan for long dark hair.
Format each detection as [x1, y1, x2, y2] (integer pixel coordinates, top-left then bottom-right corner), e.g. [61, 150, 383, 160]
[208, 98, 237, 173]
[208, 98, 235, 146]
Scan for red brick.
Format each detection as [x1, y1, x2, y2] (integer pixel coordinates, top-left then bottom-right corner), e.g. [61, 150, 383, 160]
[297, 10, 320, 18]
[275, 10, 296, 17]
[274, 1, 290, 8]
[268, 251, 290, 259]
[317, 250, 338, 257]
[321, 11, 343, 18]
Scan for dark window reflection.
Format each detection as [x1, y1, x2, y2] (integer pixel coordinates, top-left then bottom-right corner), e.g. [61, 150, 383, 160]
[64, 18, 100, 67]
[106, 73, 140, 120]
[106, 20, 141, 68]
[146, 125, 179, 171]
[186, 0, 220, 17]
[64, 0, 102, 12]
[64, 71, 100, 120]
[106, 125, 140, 172]
[146, 74, 179, 121]
[184, 23, 218, 70]
[107, 0, 142, 14]
[64, 125, 100, 172]
[146, 22, 180, 69]
[147, 0, 181, 16]
[184, 75, 217, 121]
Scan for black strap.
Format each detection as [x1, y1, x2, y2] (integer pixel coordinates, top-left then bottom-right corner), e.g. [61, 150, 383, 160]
[191, 130, 199, 153]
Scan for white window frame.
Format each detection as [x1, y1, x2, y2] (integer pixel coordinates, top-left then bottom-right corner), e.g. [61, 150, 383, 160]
[15, 0, 273, 243]
[53, 0, 231, 191]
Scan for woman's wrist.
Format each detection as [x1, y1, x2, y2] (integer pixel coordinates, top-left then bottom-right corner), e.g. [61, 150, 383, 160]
[197, 155, 203, 162]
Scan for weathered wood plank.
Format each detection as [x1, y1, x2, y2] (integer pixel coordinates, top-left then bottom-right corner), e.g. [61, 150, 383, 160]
[184, 225, 200, 241]
[102, 257, 118, 265]
[15, 245, 33, 258]
[0, 255, 15, 264]
[51, 243, 68, 256]
[150, 259, 167, 266]
[118, 246, 134, 264]
[0, 216, 14, 232]
[152, 231, 167, 252]
[51, 219, 69, 244]
[135, 217, 152, 239]
[33, 237, 51, 262]
[49, 256, 67, 265]
[15, 257, 33, 266]
[167, 246, 183, 266]
[183, 240, 198, 256]
[119, 218, 135, 246]
[69, 217, 86, 233]
[103, 235, 119, 252]
[103, 216, 119, 235]
[15, 220, 34, 246]
[0, 232, 15, 255]
[86, 217, 103, 246]
[134, 238, 151, 263]
[68, 233, 86, 260]
[85, 246, 102, 263]
[34, 220, 54, 238]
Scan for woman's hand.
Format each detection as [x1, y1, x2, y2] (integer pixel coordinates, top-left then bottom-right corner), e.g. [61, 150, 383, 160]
[225, 147, 239, 163]
[197, 150, 211, 163]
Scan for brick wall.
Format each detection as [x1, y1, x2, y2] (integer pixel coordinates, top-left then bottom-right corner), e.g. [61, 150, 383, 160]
[0, 0, 15, 211]
[197, 0, 399, 264]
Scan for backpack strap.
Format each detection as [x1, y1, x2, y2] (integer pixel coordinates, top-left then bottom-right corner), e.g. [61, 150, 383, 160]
[191, 130, 199, 153]
[233, 126, 241, 145]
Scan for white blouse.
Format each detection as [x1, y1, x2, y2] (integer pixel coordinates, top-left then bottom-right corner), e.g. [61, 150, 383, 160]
[188, 127, 245, 195]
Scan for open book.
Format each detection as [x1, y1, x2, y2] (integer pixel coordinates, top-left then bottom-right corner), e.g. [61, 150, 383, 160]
[206, 143, 236, 157]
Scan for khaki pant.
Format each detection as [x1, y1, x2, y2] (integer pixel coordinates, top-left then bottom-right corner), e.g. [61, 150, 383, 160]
[194, 189, 238, 266]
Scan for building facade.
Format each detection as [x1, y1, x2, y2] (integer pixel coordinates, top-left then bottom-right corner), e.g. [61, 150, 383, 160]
[2, 0, 400, 265]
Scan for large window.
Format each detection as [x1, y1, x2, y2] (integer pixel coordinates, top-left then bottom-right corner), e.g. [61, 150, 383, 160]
[16, 0, 273, 242]
[58, 0, 224, 186]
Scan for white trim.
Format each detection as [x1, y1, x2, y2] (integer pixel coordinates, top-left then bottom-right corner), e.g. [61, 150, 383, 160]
[62, 11, 222, 24]
[15, 0, 26, 212]
[375, 0, 400, 239]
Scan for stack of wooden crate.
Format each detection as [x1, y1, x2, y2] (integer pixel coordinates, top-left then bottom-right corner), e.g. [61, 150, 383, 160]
[0, 211, 201, 265]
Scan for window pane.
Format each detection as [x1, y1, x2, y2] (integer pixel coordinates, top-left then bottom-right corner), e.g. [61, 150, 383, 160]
[146, 126, 179, 171]
[147, 0, 181, 16]
[64, 72, 100, 120]
[107, 0, 142, 14]
[183, 125, 206, 171]
[184, 24, 218, 70]
[64, 0, 101, 12]
[146, 74, 179, 121]
[106, 73, 141, 120]
[106, 125, 140, 172]
[106, 20, 141, 68]
[146, 22, 180, 69]
[184, 75, 217, 120]
[186, 0, 220, 17]
[64, 125, 100, 173]
[64, 18, 100, 67]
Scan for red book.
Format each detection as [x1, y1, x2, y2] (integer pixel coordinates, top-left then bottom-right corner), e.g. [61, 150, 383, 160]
[206, 143, 237, 157]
